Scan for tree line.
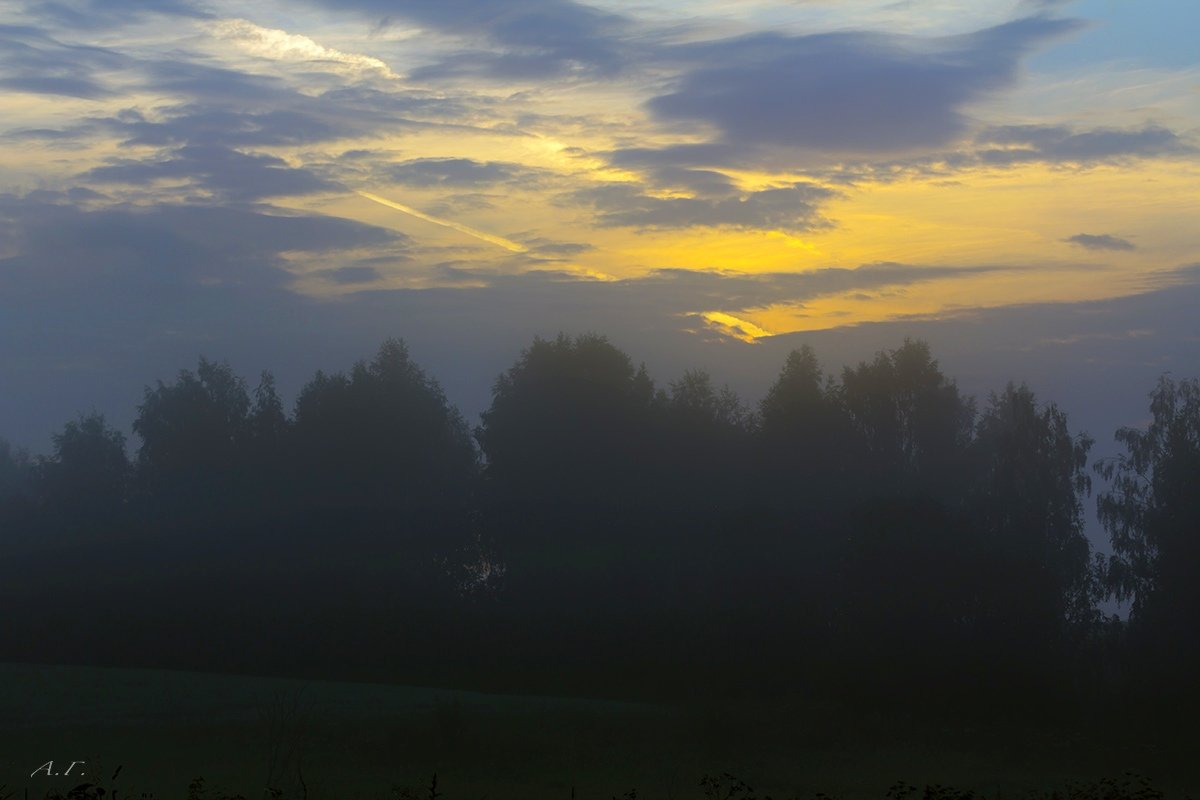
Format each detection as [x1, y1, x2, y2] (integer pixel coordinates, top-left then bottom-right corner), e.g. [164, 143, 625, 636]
[0, 334, 1196, 720]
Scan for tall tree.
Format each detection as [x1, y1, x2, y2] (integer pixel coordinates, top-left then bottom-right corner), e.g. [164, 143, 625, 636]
[250, 370, 288, 447]
[477, 333, 657, 510]
[0, 437, 33, 506]
[970, 384, 1095, 654]
[0, 437, 37, 542]
[839, 338, 974, 498]
[292, 338, 477, 511]
[662, 368, 751, 508]
[1096, 376, 1200, 666]
[41, 413, 131, 529]
[758, 344, 854, 505]
[832, 341, 978, 692]
[133, 358, 252, 509]
[474, 333, 666, 643]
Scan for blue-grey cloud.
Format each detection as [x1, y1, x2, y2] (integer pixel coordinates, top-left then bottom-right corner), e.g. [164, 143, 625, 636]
[314, 266, 384, 285]
[386, 157, 539, 187]
[21, 0, 208, 30]
[301, 0, 630, 79]
[0, 193, 403, 297]
[86, 145, 342, 201]
[646, 16, 1082, 157]
[514, 236, 594, 257]
[605, 119, 1196, 181]
[643, 167, 738, 197]
[0, 24, 130, 98]
[570, 181, 837, 231]
[1157, 263, 1200, 284]
[407, 50, 601, 82]
[330, 262, 1012, 324]
[105, 76, 467, 149]
[976, 124, 1191, 163]
[421, 193, 504, 216]
[1018, 0, 1074, 8]
[602, 144, 741, 171]
[586, 262, 1006, 311]
[7, 60, 478, 152]
[606, 121, 1194, 189]
[1064, 233, 1136, 252]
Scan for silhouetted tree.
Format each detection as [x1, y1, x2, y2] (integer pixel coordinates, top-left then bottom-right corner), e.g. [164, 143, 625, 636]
[292, 338, 477, 512]
[830, 342, 979, 699]
[669, 369, 747, 429]
[250, 370, 289, 446]
[477, 333, 657, 511]
[840, 339, 974, 498]
[758, 344, 855, 505]
[0, 437, 36, 542]
[41, 413, 131, 530]
[243, 370, 291, 501]
[969, 384, 1095, 667]
[656, 369, 762, 665]
[474, 333, 681, 688]
[133, 358, 253, 512]
[662, 368, 752, 507]
[0, 436, 33, 505]
[1096, 375, 1200, 677]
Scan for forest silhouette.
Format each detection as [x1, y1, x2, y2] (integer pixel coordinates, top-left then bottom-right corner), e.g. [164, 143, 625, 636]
[1, 334, 1197, 730]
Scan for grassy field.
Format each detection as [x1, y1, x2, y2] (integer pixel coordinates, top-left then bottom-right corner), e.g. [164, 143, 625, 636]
[1, 662, 1196, 800]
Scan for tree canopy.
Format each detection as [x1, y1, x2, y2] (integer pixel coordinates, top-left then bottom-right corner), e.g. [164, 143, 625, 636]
[292, 338, 477, 511]
[476, 333, 657, 508]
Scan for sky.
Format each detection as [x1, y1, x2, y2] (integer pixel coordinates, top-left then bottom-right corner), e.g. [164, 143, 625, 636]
[1, 0, 1198, 517]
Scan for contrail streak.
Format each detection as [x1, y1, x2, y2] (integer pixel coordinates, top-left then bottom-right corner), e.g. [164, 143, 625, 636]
[357, 191, 528, 253]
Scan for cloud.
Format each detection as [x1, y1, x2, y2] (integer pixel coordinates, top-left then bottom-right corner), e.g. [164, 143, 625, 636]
[19, 0, 209, 30]
[1140, 262, 1200, 290]
[0, 24, 130, 98]
[641, 167, 738, 197]
[602, 143, 742, 171]
[3, 59, 476, 152]
[570, 181, 837, 231]
[100, 64, 469, 149]
[386, 158, 538, 187]
[0, 195, 403, 296]
[514, 236, 594, 257]
[645, 16, 1082, 157]
[604, 122, 1196, 185]
[660, 121, 1198, 189]
[86, 145, 342, 201]
[352, 262, 1006, 321]
[1064, 233, 1136, 252]
[314, 266, 384, 285]
[977, 124, 1192, 163]
[299, 0, 630, 79]
[208, 18, 400, 80]
[591, 262, 1005, 311]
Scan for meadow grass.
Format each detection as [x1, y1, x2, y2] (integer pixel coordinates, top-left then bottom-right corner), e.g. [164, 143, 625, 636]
[2, 663, 1195, 800]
